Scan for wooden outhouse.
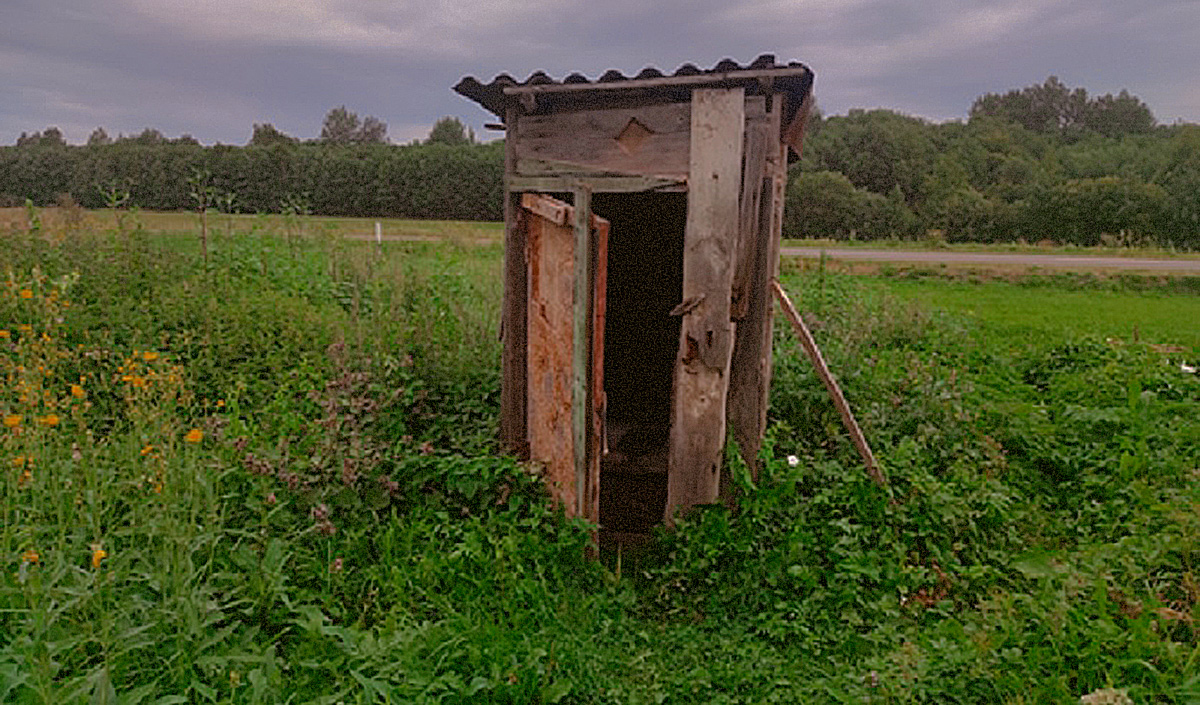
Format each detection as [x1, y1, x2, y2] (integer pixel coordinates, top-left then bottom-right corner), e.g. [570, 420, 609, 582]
[455, 55, 814, 545]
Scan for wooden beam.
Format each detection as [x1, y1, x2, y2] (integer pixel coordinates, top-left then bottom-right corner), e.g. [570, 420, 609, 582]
[665, 87, 745, 524]
[772, 280, 887, 488]
[730, 100, 769, 321]
[500, 107, 528, 457]
[507, 174, 686, 193]
[588, 218, 609, 527]
[572, 185, 593, 515]
[725, 93, 786, 482]
[521, 192, 570, 226]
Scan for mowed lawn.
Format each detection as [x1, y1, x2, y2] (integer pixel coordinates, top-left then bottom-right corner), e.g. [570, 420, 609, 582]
[869, 276, 1200, 351]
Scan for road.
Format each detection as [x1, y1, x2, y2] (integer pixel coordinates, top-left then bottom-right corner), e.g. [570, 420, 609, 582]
[780, 247, 1200, 274]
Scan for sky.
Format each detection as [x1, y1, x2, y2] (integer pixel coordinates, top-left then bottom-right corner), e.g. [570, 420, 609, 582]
[2, 0, 1198, 146]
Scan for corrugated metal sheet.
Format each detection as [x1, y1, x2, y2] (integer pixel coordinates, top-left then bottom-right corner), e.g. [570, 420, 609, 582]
[454, 54, 813, 121]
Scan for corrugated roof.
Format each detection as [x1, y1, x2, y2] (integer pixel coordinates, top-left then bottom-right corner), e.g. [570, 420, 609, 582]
[454, 54, 813, 120]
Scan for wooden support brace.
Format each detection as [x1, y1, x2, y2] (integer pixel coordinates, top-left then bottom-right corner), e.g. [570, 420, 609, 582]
[771, 279, 887, 488]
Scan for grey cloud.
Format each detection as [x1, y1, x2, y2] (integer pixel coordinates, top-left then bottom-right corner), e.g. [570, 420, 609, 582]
[1, 0, 1197, 145]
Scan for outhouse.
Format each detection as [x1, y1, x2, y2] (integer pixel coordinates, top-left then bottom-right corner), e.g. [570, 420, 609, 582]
[455, 55, 814, 546]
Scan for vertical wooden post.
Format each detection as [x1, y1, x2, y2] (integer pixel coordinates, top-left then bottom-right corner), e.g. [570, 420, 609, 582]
[666, 87, 745, 523]
[572, 185, 593, 516]
[500, 107, 529, 457]
[588, 219, 609, 526]
[726, 93, 787, 481]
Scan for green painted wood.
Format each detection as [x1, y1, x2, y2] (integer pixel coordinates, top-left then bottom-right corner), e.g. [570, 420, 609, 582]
[572, 185, 593, 515]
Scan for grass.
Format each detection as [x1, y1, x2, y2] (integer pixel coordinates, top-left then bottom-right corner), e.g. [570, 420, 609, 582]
[782, 235, 1200, 259]
[1, 207, 1198, 703]
[864, 276, 1200, 349]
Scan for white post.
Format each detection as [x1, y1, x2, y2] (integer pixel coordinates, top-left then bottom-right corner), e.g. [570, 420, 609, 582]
[374, 221, 382, 245]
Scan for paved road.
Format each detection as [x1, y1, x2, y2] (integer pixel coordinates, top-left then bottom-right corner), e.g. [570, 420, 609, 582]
[780, 247, 1200, 273]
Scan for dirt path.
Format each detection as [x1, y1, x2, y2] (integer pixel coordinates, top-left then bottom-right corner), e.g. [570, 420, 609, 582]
[781, 247, 1200, 274]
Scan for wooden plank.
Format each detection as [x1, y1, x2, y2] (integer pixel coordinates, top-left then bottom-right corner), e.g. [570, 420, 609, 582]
[726, 94, 786, 482]
[521, 193, 570, 227]
[781, 90, 816, 158]
[572, 186, 593, 516]
[517, 102, 691, 137]
[500, 107, 528, 457]
[507, 174, 685, 193]
[772, 280, 887, 488]
[665, 87, 745, 524]
[730, 100, 770, 321]
[515, 103, 692, 180]
[502, 66, 812, 98]
[527, 206, 578, 510]
[589, 219, 609, 526]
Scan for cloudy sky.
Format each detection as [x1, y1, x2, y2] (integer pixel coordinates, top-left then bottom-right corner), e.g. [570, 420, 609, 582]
[2, 0, 1197, 146]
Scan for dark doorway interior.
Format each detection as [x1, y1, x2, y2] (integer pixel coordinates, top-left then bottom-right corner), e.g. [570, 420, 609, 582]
[592, 192, 686, 547]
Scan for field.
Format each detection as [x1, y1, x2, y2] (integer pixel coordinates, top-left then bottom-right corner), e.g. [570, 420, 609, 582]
[2, 209, 1198, 703]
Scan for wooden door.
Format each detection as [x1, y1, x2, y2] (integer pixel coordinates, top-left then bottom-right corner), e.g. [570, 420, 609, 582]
[523, 193, 608, 524]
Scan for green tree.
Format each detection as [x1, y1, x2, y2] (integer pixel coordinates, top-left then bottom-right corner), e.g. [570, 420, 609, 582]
[118, 128, 166, 145]
[87, 127, 112, 146]
[426, 117, 475, 146]
[971, 76, 1155, 137]
[249, 123, 299, 147]
[15, 127, 67, 148]
[803, 109, 937, 206]
[320, 106, 388, 144]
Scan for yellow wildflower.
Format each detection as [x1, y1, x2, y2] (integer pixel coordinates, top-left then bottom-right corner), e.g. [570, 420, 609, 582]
[142, 351, 158, 362]
[184, 428, 203, 444]
[0, 329, 9, 338]
[3, 415, 20, 428]
[216, 399, 225, 408]
[92, 548, 107, 569]
[71, 384, 85, 399]
[22, 549, 39, 564]
[10, 456, 24, 467]
[37, 414, 60, 428]
[19, 469, 32, 486]
[141, 444, 154, 456]
[19, 289, 33, 299]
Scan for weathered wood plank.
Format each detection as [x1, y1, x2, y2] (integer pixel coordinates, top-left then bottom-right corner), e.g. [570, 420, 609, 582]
[665, 87, 745, 524]
[500, 107, 528, 457]
[572, 186, 593, 516]
[527, 206, 577, 510]
[521, 192, 570, 226]
[507, 174, 686, 193]
[588, 219, 609, 526]
[514, 102, 692, 180]
[730, 100, 770, 321]
[726, 94, 786, 482]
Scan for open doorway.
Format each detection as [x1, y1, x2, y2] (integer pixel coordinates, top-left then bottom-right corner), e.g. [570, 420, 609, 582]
[592, 192, 686, 546]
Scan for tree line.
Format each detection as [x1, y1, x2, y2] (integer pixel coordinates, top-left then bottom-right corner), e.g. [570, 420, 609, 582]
[2, 80, 1198, 248]
[790, 77, 1198, 247]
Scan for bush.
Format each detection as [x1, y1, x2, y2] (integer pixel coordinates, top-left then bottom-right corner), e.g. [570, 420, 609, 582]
[0, 142, 506, 221]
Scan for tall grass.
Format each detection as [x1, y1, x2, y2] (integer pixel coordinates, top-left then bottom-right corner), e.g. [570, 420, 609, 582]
[2, 207, 1197, 702]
